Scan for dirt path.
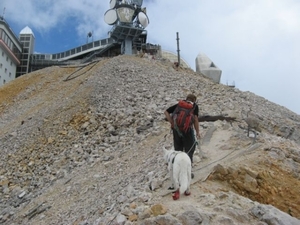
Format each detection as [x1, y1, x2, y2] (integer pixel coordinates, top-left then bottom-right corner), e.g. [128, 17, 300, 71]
[150, 125, 262, 224]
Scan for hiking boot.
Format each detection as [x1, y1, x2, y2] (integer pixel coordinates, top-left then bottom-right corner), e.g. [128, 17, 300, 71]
[191, 173, 194, 179]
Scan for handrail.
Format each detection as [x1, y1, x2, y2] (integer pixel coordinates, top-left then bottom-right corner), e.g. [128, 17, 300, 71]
[31, 38, 115, 62]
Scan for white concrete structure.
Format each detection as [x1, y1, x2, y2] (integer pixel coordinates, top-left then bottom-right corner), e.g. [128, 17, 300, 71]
[0, 17, 22, 86]
[195, 53, 222, 83]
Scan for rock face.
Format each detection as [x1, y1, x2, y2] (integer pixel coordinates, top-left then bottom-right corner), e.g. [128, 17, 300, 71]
[0, 55, 299, 225]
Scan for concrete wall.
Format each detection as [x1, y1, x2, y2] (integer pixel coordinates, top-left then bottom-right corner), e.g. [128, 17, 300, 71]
[0, 19, 21, 86]
[195, 53, 222, 83]
[0, 49, 17, 85]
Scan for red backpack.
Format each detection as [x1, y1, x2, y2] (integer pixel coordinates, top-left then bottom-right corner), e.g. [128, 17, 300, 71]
[172, 100, 195, 133]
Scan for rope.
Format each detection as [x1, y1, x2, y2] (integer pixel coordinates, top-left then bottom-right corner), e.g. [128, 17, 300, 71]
[63, 60, 99, 81]
[186, 140, 198, 155]
[193, 148, 237, 172]
[168, 127, 198, 155]
[193, 140, 261, 172]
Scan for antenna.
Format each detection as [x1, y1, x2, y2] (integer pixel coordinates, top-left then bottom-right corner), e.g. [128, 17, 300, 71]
[104, 0, 149, 55]
[2, 7, 5, 19]
[86, 31, 93, 44]
[176, 32, 180, 67]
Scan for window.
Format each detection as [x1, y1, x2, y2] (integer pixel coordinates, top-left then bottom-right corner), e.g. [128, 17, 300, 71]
[6, 56, 8, 61]
[9, 72, 11, 77]
[8, 39, 12, 50]
[5, 68, 7, 73]
[1, 51, 4, 56]
[22, 53, 29, 59]
[0, 63, 2, 68]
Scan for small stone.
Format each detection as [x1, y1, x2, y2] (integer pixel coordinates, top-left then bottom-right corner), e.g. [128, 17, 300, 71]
[18, 191, 26, 198]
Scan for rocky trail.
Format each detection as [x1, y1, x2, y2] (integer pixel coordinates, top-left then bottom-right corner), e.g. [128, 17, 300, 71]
[0, 55, 300, 224]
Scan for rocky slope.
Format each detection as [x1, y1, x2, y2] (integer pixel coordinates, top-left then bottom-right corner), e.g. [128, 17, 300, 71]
[0, 55, 300, 225]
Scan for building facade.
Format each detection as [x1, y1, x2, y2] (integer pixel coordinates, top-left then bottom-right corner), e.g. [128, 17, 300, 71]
[16, 26, 35, 77]
[0, 16, 22, 86]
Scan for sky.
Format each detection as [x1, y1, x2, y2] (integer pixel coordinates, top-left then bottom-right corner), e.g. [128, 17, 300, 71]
[1, 0, 300, 115]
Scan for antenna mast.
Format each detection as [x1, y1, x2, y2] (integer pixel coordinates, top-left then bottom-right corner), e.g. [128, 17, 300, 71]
[176, 32, 180, 67]
[2, 7, 5, 19]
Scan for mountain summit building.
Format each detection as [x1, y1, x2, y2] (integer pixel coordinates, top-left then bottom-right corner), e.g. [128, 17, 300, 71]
[0, 16, 22, 85]
[0, 1, 221, 86]
[0, 2, 157, 87]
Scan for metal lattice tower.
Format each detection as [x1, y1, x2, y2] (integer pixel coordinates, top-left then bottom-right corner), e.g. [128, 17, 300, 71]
[104, 0, 149, 55]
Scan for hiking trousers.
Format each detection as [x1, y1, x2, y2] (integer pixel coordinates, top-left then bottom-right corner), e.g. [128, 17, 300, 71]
[173, 128, 197, 163]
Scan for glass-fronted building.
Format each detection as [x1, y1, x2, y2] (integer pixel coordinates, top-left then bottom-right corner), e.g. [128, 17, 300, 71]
[16, 26, 35, 77]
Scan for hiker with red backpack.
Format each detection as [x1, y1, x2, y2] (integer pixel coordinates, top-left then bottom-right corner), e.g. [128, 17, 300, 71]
[164, 94, 200, 177]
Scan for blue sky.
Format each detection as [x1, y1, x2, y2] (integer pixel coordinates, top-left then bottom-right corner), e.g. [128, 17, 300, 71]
[1, 0, 300, 115]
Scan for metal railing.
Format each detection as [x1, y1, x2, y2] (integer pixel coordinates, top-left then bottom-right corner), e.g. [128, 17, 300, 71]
[31, 38, 115, 62]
